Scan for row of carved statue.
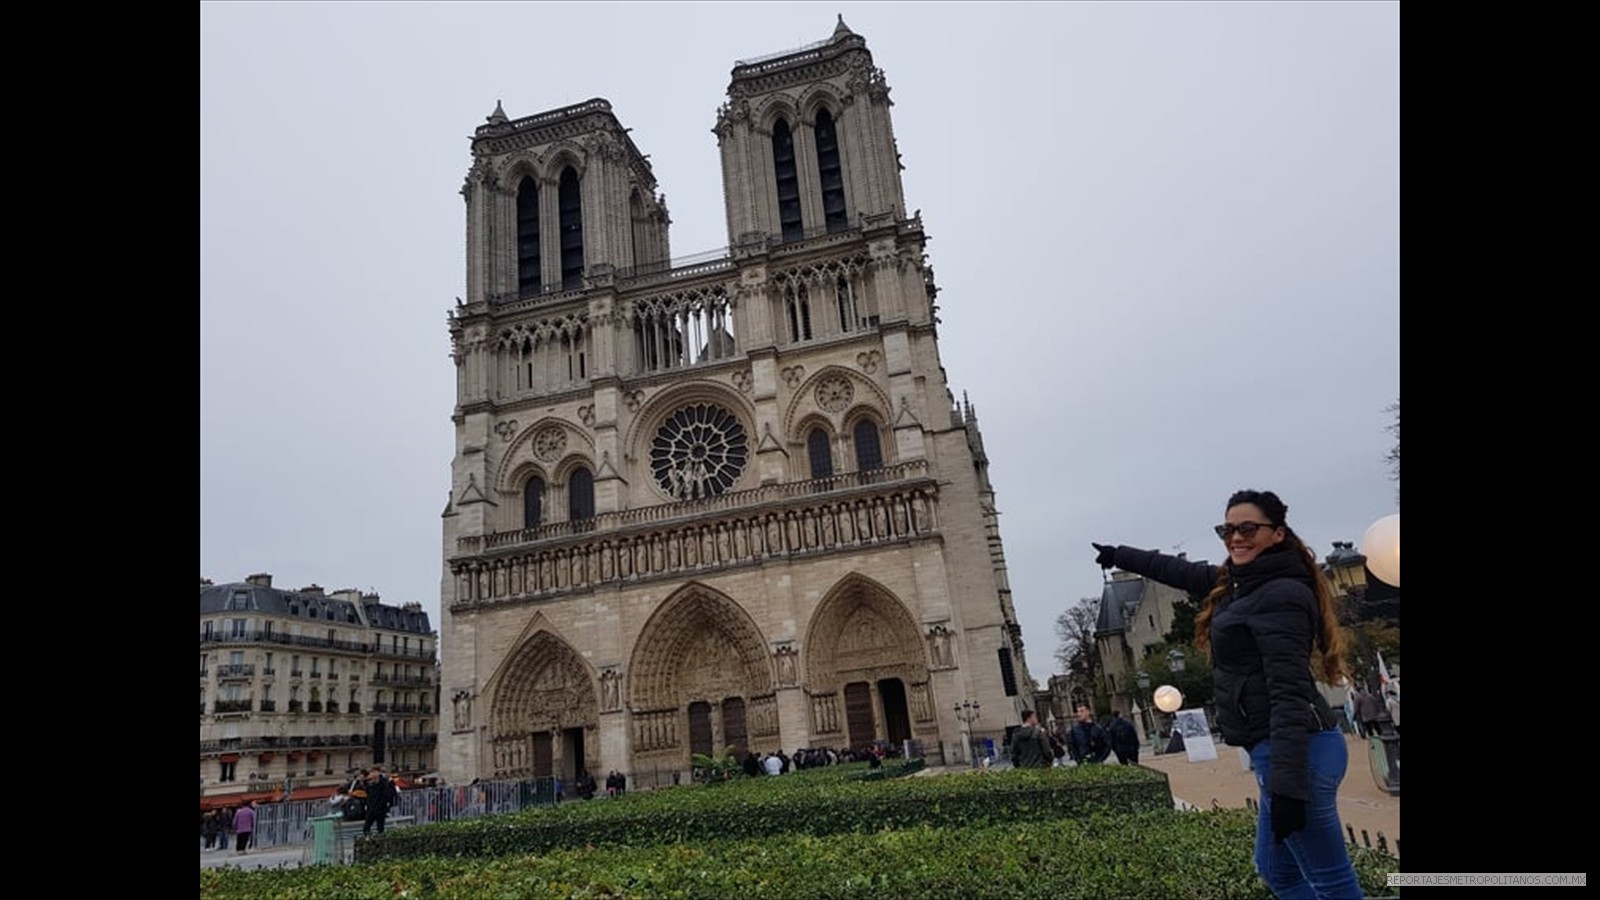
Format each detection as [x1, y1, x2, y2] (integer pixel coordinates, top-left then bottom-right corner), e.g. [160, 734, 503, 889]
[452, 488, 939, 604]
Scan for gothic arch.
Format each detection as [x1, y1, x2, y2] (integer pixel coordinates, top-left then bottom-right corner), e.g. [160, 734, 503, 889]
[495, 417, 595, 494]
[483, 626, 599, 777]
[798, 85, 845, 123]
[626, 582, 773, 712]
[499, 154, 546, 190]
[754, 94, 802, 134]
[783, 365, 891, 443]
[621, 380, 758, 473]
[803, 572, 927, 695]
[542, 143, 589, 181]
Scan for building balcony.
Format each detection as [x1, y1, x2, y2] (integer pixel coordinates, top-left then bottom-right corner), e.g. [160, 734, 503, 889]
[307, 701, 324, 713]
[288, 700, 304, 713]
[348, 702, 362, 714]
[327, 672, 339, 680]
[259, 700, 277, 712]
[262, 668, 276, 677]
[198, 630, 372, 653]
[325, 701, 340, 714]
[290, 670, 304, 678]
[217, 664, 255, 679]
[214, 699, 253, 713]
[309, 672, 322, 679]
[199, 668, 209, 678]
[369, 672, 434, 687]
[389, 734, 436, 746]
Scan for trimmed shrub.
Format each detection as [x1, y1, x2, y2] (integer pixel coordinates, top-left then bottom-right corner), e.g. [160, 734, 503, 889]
[354, 763, 1170, 862]
[200, 809, 1401, 900]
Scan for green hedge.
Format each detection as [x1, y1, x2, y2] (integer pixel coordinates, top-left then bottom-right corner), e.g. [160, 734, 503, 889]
[200, 809, 1400, 899]
[844, 758, 927, 781]
[354, 764, 1170, 862]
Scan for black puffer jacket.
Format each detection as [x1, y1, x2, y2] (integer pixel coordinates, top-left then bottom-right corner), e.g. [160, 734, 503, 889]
[1109, 543, 1335, 801]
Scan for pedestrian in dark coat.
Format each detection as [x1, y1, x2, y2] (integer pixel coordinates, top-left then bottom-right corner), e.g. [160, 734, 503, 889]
[362, 767, 397, 835]
[1108, 710, 1141, 765]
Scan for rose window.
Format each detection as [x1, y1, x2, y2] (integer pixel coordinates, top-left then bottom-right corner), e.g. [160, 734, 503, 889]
[650, 403, 749, 500]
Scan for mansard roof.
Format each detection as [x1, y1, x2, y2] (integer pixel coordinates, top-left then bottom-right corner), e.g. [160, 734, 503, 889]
[1094, 576, 1146, 635]
[199, 580, 432, 634]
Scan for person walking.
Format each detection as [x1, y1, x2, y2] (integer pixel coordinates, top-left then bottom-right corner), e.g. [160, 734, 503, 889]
[1008, 708, 1054, 768]
[1108, 710, 1141, 765]
[362, 767, 397, 836]
[202, 809, 223, 851]
[231, 802, 257, 855]
[1092, 488, 1362, 899]
[1066, 703, 1111, 765]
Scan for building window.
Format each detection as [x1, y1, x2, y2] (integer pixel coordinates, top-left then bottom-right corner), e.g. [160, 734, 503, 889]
[229, 618, 247, 639]
[558, 167, 583, 289]
[808, 428, 834, 480]
[773, 119, 803, 242]
[814, 109, 847, 232]
[229, 590, 249, 610]
[219, 761, 237, 783]
[785, 283, 813, 343]
[229, 651, 244, 667]
[203, 621, 214, 640]
[997, 647, 1019, 697]
[853, 419, 883, 472]
[524, 476, 545, 529]
[517, 176, 541, 292]
[569, 467, 595, 521]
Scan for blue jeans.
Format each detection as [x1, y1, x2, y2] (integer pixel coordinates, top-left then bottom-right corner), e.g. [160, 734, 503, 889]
[1249, 728, 1363, 899]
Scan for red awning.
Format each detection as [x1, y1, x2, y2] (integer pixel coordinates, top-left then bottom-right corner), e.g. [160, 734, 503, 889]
[219, 754, 241, 763]
[200, 789, 275, 811]
[257, 752, 275, 763]
[307, 750, 321, 760]
[287, 751, 304, 761]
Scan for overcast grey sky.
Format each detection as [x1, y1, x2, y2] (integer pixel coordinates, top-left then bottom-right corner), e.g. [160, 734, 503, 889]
[200, 1, 1399, 679]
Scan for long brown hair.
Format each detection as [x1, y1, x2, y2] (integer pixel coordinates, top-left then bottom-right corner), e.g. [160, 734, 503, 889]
[1193, 490, 1349, 685]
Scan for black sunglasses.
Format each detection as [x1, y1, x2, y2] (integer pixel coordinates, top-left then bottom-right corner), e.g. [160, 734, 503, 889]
[1214, 522, 1276, 540]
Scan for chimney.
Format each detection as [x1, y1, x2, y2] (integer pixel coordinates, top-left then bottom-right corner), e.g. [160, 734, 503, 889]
[402, 601, 422, 612]
[299, 584, 325, 596]
[246, 573, 273, 588]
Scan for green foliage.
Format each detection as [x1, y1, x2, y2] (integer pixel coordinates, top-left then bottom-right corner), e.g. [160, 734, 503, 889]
[351, 763, 1170, 863]
[200, 808, 1400, 900]
[1137, 642, 1214, 708]
[844, 758, 926, 782]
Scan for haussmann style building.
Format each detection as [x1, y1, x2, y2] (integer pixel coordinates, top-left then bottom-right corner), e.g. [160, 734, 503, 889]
[199, 574, 439, 808]
[439, 20, 1038, 786]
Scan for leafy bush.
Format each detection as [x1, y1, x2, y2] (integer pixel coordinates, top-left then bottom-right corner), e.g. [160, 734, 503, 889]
[200, 808, 1400, 900]
[845, 757, 927, 781]
[353, 763, 1170, 862]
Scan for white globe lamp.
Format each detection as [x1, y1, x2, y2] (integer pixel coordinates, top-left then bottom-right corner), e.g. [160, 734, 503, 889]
[1361, 514, 1400, 587]
[1153, 684, 1184, 714]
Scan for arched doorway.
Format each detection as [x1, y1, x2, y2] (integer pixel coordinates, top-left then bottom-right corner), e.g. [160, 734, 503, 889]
[627, 583, 777, 771]
[485, 630, 599, 780]
[804, 574, 934, 752]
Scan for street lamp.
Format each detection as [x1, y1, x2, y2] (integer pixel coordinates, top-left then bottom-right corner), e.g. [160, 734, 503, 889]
[953, 700, 981, 767]
[1361, 515, 1400, 588]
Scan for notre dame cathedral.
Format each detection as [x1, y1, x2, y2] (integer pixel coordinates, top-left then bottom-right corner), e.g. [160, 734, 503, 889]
[440, 20, 1036, 784]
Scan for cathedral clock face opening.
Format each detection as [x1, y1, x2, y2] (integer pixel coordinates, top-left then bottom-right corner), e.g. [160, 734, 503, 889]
[650, 403, 749, 500]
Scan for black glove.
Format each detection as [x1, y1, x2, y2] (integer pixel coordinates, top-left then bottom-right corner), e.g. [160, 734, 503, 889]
[1271, 794, 1306, 842]
[1092, 543, 1117, 569]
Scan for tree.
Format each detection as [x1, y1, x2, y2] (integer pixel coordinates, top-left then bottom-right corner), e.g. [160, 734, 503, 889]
[1163, 590, 1206, 646]
[1053, 597, 1100, 673]
[1385, 399, 1399, 506]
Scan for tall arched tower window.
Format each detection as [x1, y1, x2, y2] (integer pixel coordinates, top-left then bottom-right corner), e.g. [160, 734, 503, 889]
[568, 467, 595, 521]
[807, 428, 834, 480]
[853, 419, 883, 472]
[559, 167, 584, 289]
[814, 109, 847, 233]
[523, 476, 545, 529]
[772, 120, 804, 242]
[516, 177, 541, 292]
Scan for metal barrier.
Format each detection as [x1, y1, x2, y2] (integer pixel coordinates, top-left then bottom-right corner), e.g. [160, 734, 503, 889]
[247, 776, 560, 850]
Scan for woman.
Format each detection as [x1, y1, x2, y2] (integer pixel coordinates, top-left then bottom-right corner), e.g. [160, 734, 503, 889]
[1093, 489, 1361, 899]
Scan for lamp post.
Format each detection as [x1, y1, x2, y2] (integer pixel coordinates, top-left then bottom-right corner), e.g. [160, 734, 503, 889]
[1135, 672, 1153, 748]
[953, 700, 981, 767]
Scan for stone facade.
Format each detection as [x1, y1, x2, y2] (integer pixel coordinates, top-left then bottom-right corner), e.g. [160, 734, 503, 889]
[439, 21, 1037, 785]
